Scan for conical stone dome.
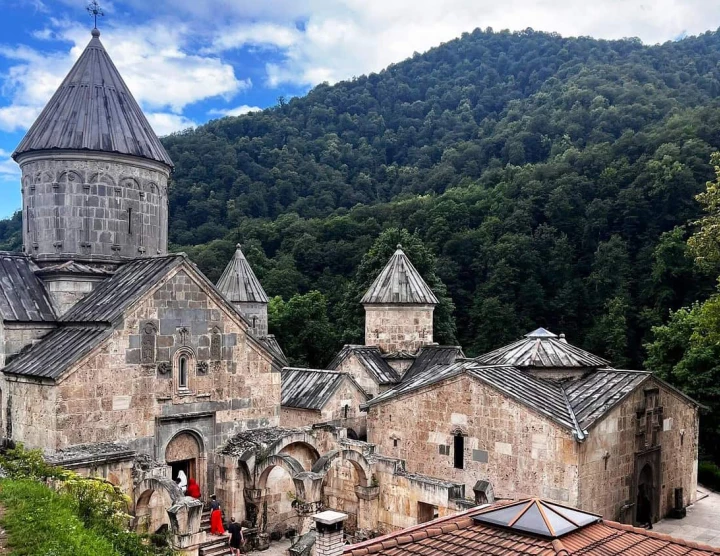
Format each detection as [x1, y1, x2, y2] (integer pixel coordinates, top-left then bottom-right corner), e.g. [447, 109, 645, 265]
[361, 245, 438, 305]
[217, 245, 268, 336]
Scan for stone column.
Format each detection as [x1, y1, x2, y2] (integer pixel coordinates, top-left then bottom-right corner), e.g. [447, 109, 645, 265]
[312, 511, 348, 556]
[167, 496, 205, 556]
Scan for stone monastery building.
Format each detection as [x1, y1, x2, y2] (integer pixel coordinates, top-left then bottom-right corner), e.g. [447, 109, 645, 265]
[0, 24, 702, 555]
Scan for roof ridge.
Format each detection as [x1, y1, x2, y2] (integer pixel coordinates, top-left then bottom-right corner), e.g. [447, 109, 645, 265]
[552, 539, 569, 556]
[282, 367, 345, 374]
[603, 520, 720, 553]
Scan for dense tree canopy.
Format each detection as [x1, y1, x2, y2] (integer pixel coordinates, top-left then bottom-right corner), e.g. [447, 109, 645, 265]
[3, 27, 720, 369]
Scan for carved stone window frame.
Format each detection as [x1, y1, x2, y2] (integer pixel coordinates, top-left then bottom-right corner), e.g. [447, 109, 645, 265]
[173, 347, 196, 394]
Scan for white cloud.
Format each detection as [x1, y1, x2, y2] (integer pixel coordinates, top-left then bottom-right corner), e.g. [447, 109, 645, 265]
[207, 105, 262, 117]
[0, 149, 20, 181]
[0, 19, 251, 132]
[204, 0, 720, 87]
[145, 113, 197, 136]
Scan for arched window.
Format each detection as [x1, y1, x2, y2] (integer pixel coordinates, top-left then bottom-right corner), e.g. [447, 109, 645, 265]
[179, 356, 189, 389]
[454, 434, 465, 470]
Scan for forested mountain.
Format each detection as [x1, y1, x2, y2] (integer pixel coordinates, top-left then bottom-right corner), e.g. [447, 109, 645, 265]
[4, 27, 720, 368]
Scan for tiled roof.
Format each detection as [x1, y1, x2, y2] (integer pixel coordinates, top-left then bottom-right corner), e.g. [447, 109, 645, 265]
[474, 328, 609, 369]
[281, 368, 365, 410]
[216, 245, 268, 303]
[61, 255, 183, 323]
[13, 29, 173, 167]
[0, 252, 56, 322]
[35, 260, 114, 277]
[360, 245, 438, 305]
[345, 501, 720, 555]
[365, 361, 651, 437]
[328, 345, 401, 385]
[565, 370, 650, 430]
[402, 344, 465, 382]
[2, 325, 111, 379]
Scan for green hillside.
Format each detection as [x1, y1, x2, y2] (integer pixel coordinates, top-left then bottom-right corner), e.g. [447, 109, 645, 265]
[5, 27, 720, 366]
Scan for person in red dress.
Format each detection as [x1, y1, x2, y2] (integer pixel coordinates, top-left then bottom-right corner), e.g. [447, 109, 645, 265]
[209, 494, 226, 535]
[186, 478, 201, 499]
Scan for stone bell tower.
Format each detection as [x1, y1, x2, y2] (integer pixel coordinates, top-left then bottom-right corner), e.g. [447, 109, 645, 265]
[12, 28, 173, 266]
[361, 245, 438, 354]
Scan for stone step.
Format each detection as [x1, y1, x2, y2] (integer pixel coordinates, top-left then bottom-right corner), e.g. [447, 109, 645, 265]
[199, 537, 230, 556]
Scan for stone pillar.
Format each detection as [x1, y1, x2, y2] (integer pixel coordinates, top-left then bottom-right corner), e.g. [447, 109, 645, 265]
[167, 496, 205, 556]
[312, 511, 348, 556]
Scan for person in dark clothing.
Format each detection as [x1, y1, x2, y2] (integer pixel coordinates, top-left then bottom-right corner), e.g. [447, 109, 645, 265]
[228, 517, 244, 555]
[637, 485, 653, 529]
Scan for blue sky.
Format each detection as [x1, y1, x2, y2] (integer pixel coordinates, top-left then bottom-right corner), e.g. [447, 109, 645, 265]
[2, 0, 720, 219]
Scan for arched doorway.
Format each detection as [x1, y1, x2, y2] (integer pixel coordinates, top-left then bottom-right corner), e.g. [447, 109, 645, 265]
[165, 431, 204, 497]
[636, 464, 655, 526]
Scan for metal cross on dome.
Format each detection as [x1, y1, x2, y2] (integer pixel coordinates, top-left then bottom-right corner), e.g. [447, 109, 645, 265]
[86, 0, 104, 29]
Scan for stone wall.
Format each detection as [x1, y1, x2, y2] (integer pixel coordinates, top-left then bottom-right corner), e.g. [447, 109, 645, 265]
[41, 276, 105, 316]
[17, 151, 169, 261]
[332, 355, 381, 398]
[0, 322, 55, 367]
[364, 305, 434, 354]
[3, 378, 57, 448]
[4, 263, 279, 503]
[366, 374, 580, 507]
[280, 378, 367, 438]
[232, 301, 268, 337]
[578, 378, 698, 521]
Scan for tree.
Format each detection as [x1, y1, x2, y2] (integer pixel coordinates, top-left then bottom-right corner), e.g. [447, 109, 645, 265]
[689, 152, 720, 272]
[268, 291, 341, 367]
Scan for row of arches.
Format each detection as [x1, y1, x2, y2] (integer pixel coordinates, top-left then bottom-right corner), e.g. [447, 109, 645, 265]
[22, 169, 167, 196]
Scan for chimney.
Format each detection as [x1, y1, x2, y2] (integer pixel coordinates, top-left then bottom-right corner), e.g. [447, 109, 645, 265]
[559, 333, 567, 343]
[313, 510, 348, 556]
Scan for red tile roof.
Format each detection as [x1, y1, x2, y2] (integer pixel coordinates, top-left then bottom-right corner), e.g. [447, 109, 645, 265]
[344, 501, 720, 556]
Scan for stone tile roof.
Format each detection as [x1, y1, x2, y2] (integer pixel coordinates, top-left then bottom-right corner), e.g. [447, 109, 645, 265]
[2, 325, 110, 379]
[13, 29, 173, 168]
[360, 245, 438, 305]
[474, 328, 609, 369]
[345, 501, 720, 555]
[216, 245, 268, 303]
[260, 334, 288, 369]
[61, 255, 183, 323]
[0, 252, 56, 322]
[35, 261, 114, 277]
[328, 345, 401, 385]
[365, 361, 652, 437]
[281, 368, 366, 410]
[402, 344, 465, 382]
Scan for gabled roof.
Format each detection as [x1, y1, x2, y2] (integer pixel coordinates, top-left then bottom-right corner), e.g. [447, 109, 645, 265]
[13, 29, 173, 168]
[0, 252, 56, 323]
[360, 245, 438, 305]
[345, 500, 720, 556]
[35, 260, 114, 277]
[281, 368, 366, 410]
[365, 361, 653, 438]
[260, 334, 288, 370]
[216, 245, 268, 303]
[61, 255, 183, 323]
[402, 344, 464, 382]
[474, 328, 609, 369]
[328, 345, 401, 385]
[2, 325, 110, 379]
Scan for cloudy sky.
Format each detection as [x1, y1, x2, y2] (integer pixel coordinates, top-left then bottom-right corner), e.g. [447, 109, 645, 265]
[0, 0, 719, 217]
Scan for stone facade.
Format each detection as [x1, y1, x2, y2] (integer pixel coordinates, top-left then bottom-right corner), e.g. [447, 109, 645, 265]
[364, 305, 434, 354]
[40, 275, 106, 316]
[330, 354, 383, 398]
[232, 301, 268, 337]
[3, 262, 279, 499]
[367, 374, 580, 507]
[578, 378, 699, 521]
[0, 322, 55, 367]
[280, 378, 368, 438]
[17, 151, 169, 262]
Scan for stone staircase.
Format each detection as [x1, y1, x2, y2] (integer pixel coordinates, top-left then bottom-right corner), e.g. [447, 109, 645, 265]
[198, 510, 230, 556]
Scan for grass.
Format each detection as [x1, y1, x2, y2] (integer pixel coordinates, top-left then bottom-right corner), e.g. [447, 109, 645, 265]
[0, 479, 122, 556]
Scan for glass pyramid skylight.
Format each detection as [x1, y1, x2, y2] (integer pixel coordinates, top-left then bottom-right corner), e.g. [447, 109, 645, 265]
[473, 499, 601, 538]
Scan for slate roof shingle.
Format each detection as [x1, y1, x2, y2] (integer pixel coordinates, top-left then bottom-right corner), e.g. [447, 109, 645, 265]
[344, 500, 720, 556]
[474, 328, 609, 369]
[360, 245, 438, 305]
[328, 345, 401, 385]
[2, 325, 110, 379]
[0, 252, 56, 323]
[13, 29, 173, 167]
[216, 245, 268, 303]
[281, 368, 365, 410]
[61, 255, 182, 323]
[402, 344, 464, 382]
[365, 361, 652, 436]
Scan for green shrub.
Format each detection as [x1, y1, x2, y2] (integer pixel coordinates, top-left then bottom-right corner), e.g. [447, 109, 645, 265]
[698, 461, 720, 491]
[0, 479, 121, 556]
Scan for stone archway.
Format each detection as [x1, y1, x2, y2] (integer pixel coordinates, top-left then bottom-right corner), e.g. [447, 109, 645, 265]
[165, 431, 205, 499]
[134, 477, 183, 534]
[633, 448, 661, 525]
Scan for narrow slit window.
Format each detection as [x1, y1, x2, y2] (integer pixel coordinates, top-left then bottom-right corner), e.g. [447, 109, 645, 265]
[454, 434, 465, 469]
[179, 356, 188, 388]
[344, 404, 349, 419]
[26, 206, 30, 232]
[128, 207, 133, 234]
